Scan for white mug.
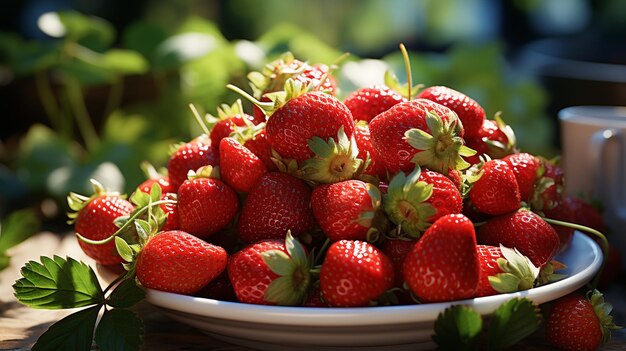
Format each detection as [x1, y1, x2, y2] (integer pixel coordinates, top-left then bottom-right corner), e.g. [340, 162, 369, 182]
[559, 106, 626, 263]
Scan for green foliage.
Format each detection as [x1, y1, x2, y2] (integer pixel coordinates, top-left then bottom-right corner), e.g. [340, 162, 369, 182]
[432, 305, 483, 350]
[31, 305, 100, 351]
[0, 209, 40, 271]
[95, 309, 144, 350]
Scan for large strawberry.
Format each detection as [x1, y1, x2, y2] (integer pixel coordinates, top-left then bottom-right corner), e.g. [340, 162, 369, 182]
[320, 240, 394, 307]
[369, 98, 474, 175]
[476, 209, 559, 268]
[311, 180, 383, 242]
[237, 172, 316, 243]
[135, 230, 227, 295]
[383, 166, 463, 238]
[177, 167, 239, 239]
[227, 233, 312, 305]
[502, 152, 540, 202]
[465, 115, 516, 164]
[469, 159, 521, 215]
[67, 180, 135, 266]
[546, 290, 620, 351]
[402, 213, 479, 302]
[417, 85, 485, 138]
[344, 85, 406, 122]
[475, 244, 539, 297]
[219, 137, 267, 193]
[167, 136, 219, 190]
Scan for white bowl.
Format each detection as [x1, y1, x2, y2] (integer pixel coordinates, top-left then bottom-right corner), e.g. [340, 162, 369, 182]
[146, 232, 602, 351]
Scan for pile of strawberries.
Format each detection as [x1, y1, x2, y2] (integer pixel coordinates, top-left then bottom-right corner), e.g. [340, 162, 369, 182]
[68, 51, 619, 350]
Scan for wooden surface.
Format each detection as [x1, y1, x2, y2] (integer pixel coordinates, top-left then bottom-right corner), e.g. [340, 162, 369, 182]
[1, 232, 625, 350]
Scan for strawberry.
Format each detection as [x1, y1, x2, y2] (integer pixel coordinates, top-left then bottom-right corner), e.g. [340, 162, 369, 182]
[469, 159, 521, 215]
[564, 195, 605, 233]
[158, 192, 179, 232]
[417, 85, 485, 138]
[227, 233, 311, 305]
[546, 290, 620, 351]
[475, 245, 539, 297]
[320, 240, 394, 307]
[344, 85, 406, 122]
[207, 100, 258, 149]
[542, 197, 577, 253]
[531, 159, 565, 211]
[137, 176, 175, 195]
[369, 98, 474, 175]
[219, 137, 267, 193]
[476, 209, 559, 268]
[135, 230, 227, 295]
[402, 214, 479, 302]
[177, 167, 239, 239]
[311, 180, 382, 242]
[502, 152, 540, 202]
[237, 172, 316, 243]
[241, 128, 277, 171]
[464, 116, 516, 165]
[194, 271, 237, 302]
[167, 136, 219, 190]
[67, 180, 135, 266]
[354, 122, 387, 179]
[135, 173, 179, 232]
[382, 237, 416, 288]
[383, 166, 463, 238]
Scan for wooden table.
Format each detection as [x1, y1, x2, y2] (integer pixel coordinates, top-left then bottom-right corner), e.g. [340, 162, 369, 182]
[1, 232, 625, 350]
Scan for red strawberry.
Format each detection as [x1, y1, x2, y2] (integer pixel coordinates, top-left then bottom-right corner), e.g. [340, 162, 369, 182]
[464, 116, 516, 164]
[137, 176, 175, 195]
[531, 159, 565, 211]
[546, 290, 620, 351]
[135, 230, 227, 295]
[167, 137, 219, 190]
[354, 122, 387, 179]
[68, 181, 135, 266]
[369, 98, 474, 175]
[563, 195, 605, 233]
[227, 233, 311, 305]
[194, 271, 237, 302]
[402, 214, 479, 302]
[219, 137, 267, 193]
[475, 245, 539, 297]
[383, 166, 463, 238]
[382, 238, 416, 288]
[476, 209, 559, 268]
[177, 167, 239, 239]
[344, 85, 406, 122]
[542, 197, 577, 253]
[502, 152, 540, 202]
[207, 99, 260, 149]
[237, 172, 316, 243]
[242, 128, 277, 171]
[159, 192, 179, 232]
[417, 85, 485, 138]
[311, 180, 382, 242]
[469, 159, 521, 215]
[320, 240, 394, 307]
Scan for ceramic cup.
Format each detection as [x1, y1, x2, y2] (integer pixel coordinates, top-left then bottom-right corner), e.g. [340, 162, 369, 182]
[559, 106, 626, 264]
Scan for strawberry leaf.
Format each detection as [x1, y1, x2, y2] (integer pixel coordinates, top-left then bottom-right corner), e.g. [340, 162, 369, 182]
[115, 236, 134, 263]
[107, 278, 145, 308]
[432, 305, 482, 350]
[487, 298, 541, 350]
[13, 256, 104, 309]
[31, 305, 100, 351]
[94, 308, 143, 351]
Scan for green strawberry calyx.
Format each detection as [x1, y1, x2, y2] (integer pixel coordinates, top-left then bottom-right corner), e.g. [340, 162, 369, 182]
[536, 260, 567, 285]
[489, 245, 540, 293]
[404, 110, 476, 175]
[262, 231, 313, 306]
[227, 78, 310, 119]
[301, 126, 364, 184]
[204, 99, 247, 130]
[383, 166, 436, 238]
[354, 183, 388, 243]
[67, 179, 120, 224]
[247, 52, 307, 98]
[483, 112, 517, 157]
[588, 289, 622, 344]
[187, 165, 221, 180]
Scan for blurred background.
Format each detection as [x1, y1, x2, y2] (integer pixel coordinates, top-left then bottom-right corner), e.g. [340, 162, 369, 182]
[0, 0, 625, 249]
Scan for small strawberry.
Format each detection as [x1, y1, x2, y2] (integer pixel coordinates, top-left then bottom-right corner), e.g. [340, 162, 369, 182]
[464, 115, 516, 165]
[531, 158, 565, 211]
[227, 232, 312, 305]
[344, 85, 406, 122]
[311, 180, 383, 242]
[219, 137, 267, 193]
[167, 136, 219, 190]
[137, 176, 175, 195]
[237, 172, 316, 243]
[177, 166, 239, 239]
[469, 159, 521, 215]
[67, 180, 135, 266]
[475, 244, 540, 297]
[320, 240, 394, 307]
[417, 85, 486, 138]
[135, 168, 179, 232]
[546, 290, 621, 351]
[502, 152, 540, 202]
[369, 99, 475, 175]
[207, 100, 258, 148]
[383, 166, 463, 238]
[135, 230, 227, 295]
[476, 209, 559, 268]
[402, 214, 479, 302]
[382, 237, 416, 288]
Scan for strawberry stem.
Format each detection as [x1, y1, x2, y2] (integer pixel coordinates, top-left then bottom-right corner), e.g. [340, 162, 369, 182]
[76, 199, 177, 245]
[399, 43, 412, 100]
[541, 216, 609, 290]
[226, 84, 275, 116]
[188, 103, 211, 136]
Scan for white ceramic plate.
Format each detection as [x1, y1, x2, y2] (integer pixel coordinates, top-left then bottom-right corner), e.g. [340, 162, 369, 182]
[146, 232, 602, 351]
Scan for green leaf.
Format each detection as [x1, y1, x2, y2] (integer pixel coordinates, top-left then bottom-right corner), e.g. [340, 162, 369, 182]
[0, 208, 40, 253]
[115, 237, 134, 263]
[101, 49, 149, 75]
[432, 305, 482, 350]
[262, 250, 295, 276]
[95, 308, 143, 351]
[107, 278, 145, 308]
[487, 298, 541, 350]
[134, 220, 150, 241]
[31, 305, 100, 351]
[122, 21, 168, 59]
[54, 11, 115, 50]
[13, 256, 104, 309]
